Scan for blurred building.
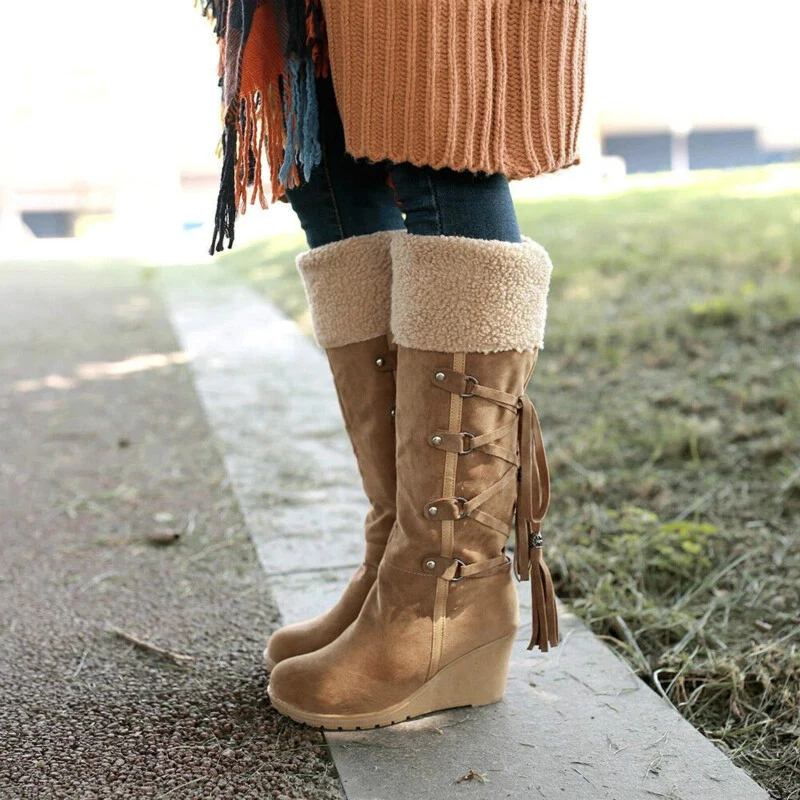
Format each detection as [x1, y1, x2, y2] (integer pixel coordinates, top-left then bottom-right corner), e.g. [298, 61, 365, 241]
[589, 0, 800, 172]
[1, 0, 799, 243]
[0, 0, 222, 246]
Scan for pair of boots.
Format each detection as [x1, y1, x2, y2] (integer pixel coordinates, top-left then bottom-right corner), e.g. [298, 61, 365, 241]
[265, 231, 558, 730]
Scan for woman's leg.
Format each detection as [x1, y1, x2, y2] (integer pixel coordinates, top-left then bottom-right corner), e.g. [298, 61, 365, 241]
[265, 79, 403, 670]
[270, 161, 559, 729]
[285, 77, 404, 247]
[388, 163, 521, 243]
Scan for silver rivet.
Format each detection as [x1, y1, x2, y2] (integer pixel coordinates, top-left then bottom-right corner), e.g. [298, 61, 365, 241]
[431, 435, 442, 446]
[434, 372, 446, 381]
[428, 505, 438, 517]
[376, 357, 385, 368]
[390, 407, 396, 418]
[425, 559, 436, 570]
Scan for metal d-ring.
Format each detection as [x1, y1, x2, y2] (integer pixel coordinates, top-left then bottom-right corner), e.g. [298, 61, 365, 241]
[453, 497, 469, 519]
[459, 432, 475, 454]
[460, 375, 479, 398]
[451, 558, 466, 582]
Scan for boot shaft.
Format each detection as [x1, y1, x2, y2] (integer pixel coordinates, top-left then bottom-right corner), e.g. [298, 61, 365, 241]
[296, 231, 402, 564]
[326, 336, 397, 563]
[391, 347, 537, 570]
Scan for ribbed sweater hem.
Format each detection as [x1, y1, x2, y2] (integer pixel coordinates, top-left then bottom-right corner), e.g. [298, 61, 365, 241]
[323, 0, 588, 179]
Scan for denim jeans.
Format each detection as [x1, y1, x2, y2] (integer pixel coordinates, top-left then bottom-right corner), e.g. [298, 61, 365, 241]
[285, 78, 521, 248]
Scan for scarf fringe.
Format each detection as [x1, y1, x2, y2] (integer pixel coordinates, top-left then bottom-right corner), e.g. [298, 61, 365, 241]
[279, 55, 322, 187]
[209, 124, 237, 254]
[196, 0, 228, 39]
[205, 0, 328, 254]
[305, 0, 329, 78]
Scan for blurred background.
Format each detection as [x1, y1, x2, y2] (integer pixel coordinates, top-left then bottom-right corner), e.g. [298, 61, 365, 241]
[1, 2, 798, 798]
[3, 0, 799, 254]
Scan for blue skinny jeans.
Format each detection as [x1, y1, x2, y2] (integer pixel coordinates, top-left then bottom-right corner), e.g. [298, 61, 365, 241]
[285, 78, 521, 248]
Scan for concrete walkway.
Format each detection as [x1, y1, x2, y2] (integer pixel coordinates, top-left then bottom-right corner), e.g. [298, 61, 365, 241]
[161, 265, 769, 800]
[0, 262, 340, 799]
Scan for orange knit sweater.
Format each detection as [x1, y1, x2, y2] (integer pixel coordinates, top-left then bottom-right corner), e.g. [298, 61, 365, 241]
[323, 0, 588, 179]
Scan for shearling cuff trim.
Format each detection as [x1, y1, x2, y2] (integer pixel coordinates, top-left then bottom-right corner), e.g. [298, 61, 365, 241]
[296, 231, 400, 349]
[390, 235, 553, 354]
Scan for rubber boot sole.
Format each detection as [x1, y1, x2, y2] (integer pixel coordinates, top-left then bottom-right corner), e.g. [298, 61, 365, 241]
[267, 632, 516, 730]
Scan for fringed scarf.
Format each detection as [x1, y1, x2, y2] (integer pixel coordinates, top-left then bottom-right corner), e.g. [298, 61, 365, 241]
[198, 0, 329, 255]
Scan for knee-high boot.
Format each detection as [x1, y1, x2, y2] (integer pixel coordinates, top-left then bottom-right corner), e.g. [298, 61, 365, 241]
[268, 233, 558, 727]
[264, 231, 400, 669]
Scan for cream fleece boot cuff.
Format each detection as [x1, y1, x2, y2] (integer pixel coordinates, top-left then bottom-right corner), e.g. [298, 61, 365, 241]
[296, 231, 400, 349]
[390, 234, 553, 353]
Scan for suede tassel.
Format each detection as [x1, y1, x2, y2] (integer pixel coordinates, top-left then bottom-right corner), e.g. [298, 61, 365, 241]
[528, 531, 560, 651]
[515, 392, 560, 652]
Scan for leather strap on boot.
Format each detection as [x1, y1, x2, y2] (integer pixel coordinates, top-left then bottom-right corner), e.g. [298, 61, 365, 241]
[429, 368, 559, 652]
[516, 394, 559, 651]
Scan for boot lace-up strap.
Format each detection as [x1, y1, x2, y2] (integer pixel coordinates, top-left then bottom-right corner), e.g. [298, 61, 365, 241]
[432, 368, 519, 410]
[429, 419, 520, 465]
[419, 554, 511, 581]
[431, 368, 559, 652]
[426, 466, 517, 533]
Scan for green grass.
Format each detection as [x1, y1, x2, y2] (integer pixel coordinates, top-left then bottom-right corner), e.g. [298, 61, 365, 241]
[221, 165, 800, 799]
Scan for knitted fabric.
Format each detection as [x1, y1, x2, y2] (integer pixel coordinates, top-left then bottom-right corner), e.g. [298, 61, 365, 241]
[324, 0, 587, 179]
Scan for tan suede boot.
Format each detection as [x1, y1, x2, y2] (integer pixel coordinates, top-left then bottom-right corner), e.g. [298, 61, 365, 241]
[268, 234, 559, 728]
[264, 231, 400, 670]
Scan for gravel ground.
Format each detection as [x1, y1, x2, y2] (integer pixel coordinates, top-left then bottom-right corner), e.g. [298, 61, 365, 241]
[0, 262, 342, 799]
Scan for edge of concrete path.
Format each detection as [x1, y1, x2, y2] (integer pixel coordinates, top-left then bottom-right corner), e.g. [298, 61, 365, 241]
[160, 264, 769, 800]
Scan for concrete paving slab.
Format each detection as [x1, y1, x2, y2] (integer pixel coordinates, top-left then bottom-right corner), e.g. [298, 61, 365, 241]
[161, 275, 369, 577]
[162, 264, 769, 800]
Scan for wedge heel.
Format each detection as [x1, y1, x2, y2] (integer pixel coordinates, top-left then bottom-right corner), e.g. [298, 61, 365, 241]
[268, 632, 517, 730]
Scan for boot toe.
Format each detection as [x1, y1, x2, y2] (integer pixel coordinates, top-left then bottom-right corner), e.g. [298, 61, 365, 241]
[264, 564, 383, 670]
[267, 653, 331, 716]
[268, 650, 384, 720]
[264, 622, 311, 670]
